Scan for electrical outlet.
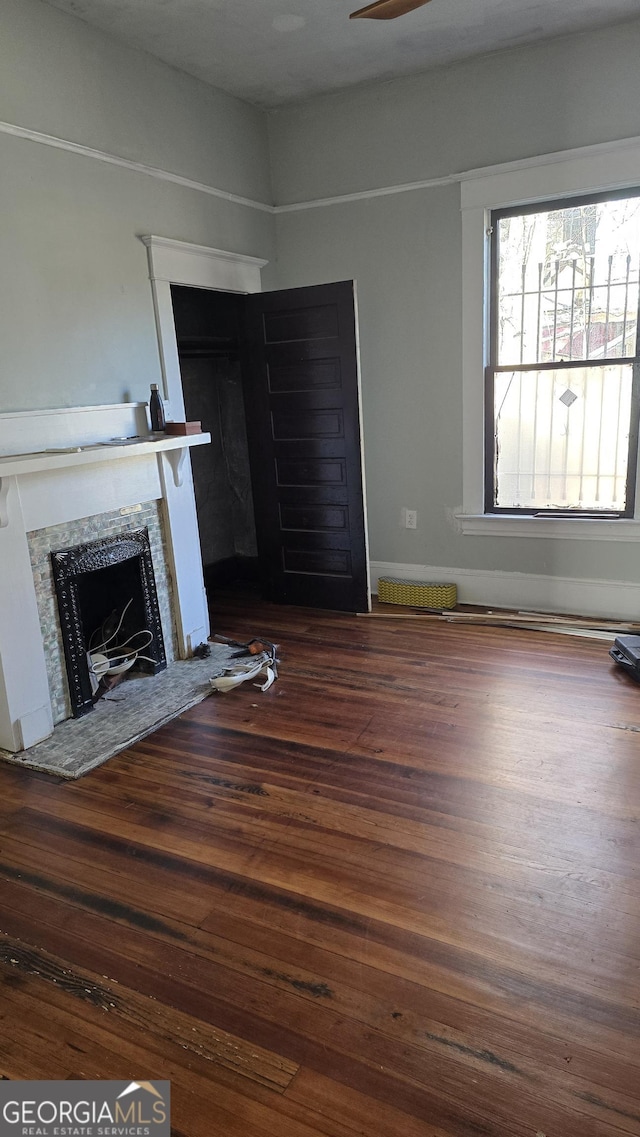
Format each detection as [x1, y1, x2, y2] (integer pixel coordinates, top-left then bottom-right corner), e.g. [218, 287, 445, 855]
[405, 509, 417, 529]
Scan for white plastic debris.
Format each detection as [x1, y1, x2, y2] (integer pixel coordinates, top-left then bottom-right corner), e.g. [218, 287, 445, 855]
[209, 650, 278, 694]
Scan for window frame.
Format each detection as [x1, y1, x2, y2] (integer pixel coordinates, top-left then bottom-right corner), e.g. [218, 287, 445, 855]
[458, 135, 640, 540]
[485, 188, 640, 518]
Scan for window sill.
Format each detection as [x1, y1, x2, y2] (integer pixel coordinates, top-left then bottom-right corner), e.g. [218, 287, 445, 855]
[455, 514, 640, 541]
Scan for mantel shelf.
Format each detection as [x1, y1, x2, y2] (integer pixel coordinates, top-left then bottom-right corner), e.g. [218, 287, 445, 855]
[0, 432, 211, 481]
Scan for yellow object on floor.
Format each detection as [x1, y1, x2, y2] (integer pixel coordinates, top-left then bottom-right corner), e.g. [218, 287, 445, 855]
[377, 577, 457, 609]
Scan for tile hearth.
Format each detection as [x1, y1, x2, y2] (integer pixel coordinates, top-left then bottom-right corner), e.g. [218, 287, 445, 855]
[0, 644, 236, 779]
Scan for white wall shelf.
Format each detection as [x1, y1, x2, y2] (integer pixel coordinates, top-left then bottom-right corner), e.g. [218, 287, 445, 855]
[0, 432, 210, 483]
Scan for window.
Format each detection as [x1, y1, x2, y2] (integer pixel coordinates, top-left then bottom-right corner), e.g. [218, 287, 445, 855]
[486, 190, 640, 517]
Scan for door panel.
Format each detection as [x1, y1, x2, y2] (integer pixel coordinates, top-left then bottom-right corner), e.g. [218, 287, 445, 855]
[268, 359, 341, 392]
[263, 305, 339, 342]
[278, 504, 349, 530]
[275, 457, 348, 485]
[242, 281, 370, 612]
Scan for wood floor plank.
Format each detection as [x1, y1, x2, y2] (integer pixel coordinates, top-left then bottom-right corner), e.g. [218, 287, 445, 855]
[1, 873, 639, 1135]
[76, 733, 640, 879]
[10, 787, 639, 977]
[0, 933, 298, 1089]
[1, 847, 638, 1066]
[284, 1068, 455, 1137]
[1, 590, 640, 1135]
[7, 789, 637, 1009]
[9, 803, 638, 1061]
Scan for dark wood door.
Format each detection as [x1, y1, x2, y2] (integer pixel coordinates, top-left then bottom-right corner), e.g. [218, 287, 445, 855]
[241, 281, 370, 612]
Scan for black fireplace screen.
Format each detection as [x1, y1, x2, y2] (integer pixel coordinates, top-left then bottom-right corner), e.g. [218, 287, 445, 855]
[51, 528, 167, 718]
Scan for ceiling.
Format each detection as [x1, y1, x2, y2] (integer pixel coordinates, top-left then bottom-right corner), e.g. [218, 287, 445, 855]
[44, 0, 640, 107]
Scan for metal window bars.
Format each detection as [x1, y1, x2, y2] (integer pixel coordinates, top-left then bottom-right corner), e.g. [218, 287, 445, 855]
[486, 191, 640, 514]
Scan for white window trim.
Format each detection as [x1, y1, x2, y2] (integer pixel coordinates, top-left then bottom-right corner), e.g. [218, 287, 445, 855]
[458, 134, 640, 541]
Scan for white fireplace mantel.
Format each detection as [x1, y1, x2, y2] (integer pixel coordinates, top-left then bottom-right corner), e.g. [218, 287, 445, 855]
[0, 403, 212, 754]
[0, 433, 210, 523]
[0, 431, 210, 476]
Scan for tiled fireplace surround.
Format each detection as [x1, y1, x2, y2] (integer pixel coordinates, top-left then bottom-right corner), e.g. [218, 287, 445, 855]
[0, 402, 211, 753]
[29, 501, 177, 726]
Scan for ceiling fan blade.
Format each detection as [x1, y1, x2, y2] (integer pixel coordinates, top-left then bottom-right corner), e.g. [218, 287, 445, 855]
[350, 0, 432, 19]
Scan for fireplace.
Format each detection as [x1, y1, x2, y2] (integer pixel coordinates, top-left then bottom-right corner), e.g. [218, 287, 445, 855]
[0, 401, 211, 753]
[52, 528, 167, 719]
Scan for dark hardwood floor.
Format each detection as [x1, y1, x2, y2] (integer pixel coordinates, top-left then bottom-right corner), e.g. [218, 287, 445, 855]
[1, 590, 640, 1136]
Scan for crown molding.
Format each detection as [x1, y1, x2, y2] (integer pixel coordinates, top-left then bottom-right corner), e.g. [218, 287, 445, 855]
[0, 119, 273, 213]
[272, 174, 455, 213]
[4, 116, 640, 217]
[1, 115, 453, 213]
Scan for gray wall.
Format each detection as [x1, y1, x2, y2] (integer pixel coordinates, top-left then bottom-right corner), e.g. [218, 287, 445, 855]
[267, 19, 640, 584]
[0, 0, 274, 413]
[268, 21, 640, 204]
[5, 0, 640, 590]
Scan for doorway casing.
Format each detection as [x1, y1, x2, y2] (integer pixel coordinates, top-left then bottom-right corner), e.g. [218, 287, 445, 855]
[142, 236, 267, 630]
[142, 236, 371, 612]
[141, 236, 268, 417]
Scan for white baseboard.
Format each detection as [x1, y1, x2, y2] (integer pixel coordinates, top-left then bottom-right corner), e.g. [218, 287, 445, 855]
[370, 561, 640, 621]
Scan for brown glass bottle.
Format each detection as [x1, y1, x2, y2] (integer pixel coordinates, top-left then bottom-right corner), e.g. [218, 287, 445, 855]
[149, 384, 165, 432]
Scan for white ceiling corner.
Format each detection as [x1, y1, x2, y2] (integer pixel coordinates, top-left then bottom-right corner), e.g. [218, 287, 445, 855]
[42, 0, 640, 107]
